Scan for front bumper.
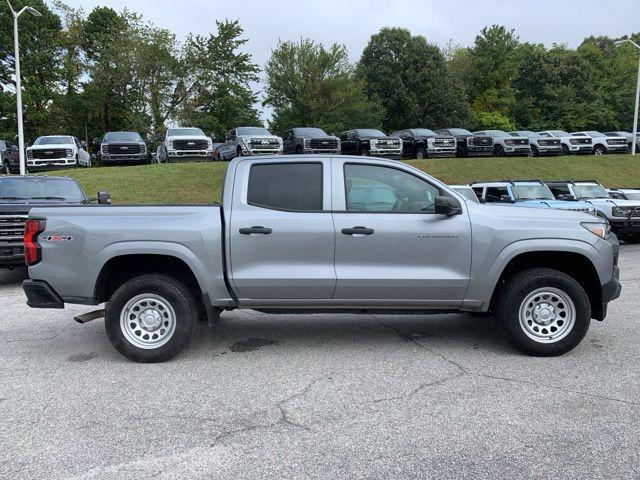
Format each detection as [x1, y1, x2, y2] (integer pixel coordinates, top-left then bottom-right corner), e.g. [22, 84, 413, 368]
[369, 148, 402, 158]
[609, 218, 640, 235]
[568, 145, 592, 154]
[101, 154, 147, 163]
[167, 150, 214, 160]
[242, 148, 282, 156]
[301, 149, 341, 155]
[426, 147, 456, 158]
[504, 146, 531, 156]
[537, 145, 563, 155]
[605, 144, 630, 153]
[27, 158, 76, 170]
[23, 279, 64, 309]
[466, 146, 493, 156]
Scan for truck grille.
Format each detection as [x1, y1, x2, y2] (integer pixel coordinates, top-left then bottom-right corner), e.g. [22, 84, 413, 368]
[250, 138, 280, 147]
[570, 138, 592, 145]
[510, 138, 529, 145]
[538, 139, 561, 146]
[376, 139, 401, 147]
[0, 215, 27, 244]
[309, 138, 338, 149]
[433, 137, 456, 147]
[606, 139, 627, 146]
[173, 139, 209, 150]
[30, 148, 68, 159]
[107, 143, 141, 154]
[471, 136, 492, 146]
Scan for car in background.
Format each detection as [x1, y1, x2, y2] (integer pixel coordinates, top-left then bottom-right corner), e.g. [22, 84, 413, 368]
[212, 142, 225, 161]
[0, 139, 20, 174]
[26, 135, 91, 170]
[282, 127, 341, 155]
[509, 131, 562, 157]
[470, 180, 595, 214]
[537, 130, 592, 155]
[0, 176, 110, 268]
[605, 131, 638, 153]
[607, 188, 640, 201]
[100, 131, 148, 165]
[217, 127, 283, 161]
[157, 127, 214, 163]
[391, 129, 456, 159]
[435, 128, 493, 157]
[545, 180, 640, 243]
[474, 130, 530, 157]
[339, 129, 402, 158]
[450, 185, 482, 203]
[571, 131, 628, 155]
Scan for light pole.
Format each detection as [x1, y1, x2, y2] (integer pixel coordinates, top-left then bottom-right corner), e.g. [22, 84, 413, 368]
[615, 39, 640, 156]
[7, 1, 42, 175]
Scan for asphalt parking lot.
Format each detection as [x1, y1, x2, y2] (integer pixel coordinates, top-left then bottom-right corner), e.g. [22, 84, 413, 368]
[1, 247, 639, 479]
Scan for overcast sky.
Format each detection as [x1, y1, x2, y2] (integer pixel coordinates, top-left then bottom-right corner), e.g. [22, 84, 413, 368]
[57, 0, 640, 122]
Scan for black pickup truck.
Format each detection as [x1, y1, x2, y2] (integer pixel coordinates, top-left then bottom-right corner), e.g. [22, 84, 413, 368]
[435, 128, 494, 157]
[339, 129, 402, 158]
[0, 176, 109, 268]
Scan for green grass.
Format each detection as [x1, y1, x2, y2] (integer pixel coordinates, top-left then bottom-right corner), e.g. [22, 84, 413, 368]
[44, 154, 638, 204]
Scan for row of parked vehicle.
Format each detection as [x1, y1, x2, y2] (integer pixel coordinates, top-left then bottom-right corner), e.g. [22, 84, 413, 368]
[2, 126, 636, 173]
[450, 180, 640, 243]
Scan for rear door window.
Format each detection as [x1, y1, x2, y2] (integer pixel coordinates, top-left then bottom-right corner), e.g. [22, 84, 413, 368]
[247, 163, 323, 211]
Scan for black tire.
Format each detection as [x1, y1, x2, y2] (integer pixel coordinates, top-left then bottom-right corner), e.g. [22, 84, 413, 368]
[2, 161, 10, 175]
[494, 268, 591, 356]
[620, 234, 640, 244]
[105, 274, 198, 363]
[361, 149, 369, 156]
[457, 145, 468, 158]
[530, 145, 539, 157]
[416, 148, 426, 160]
[493, 145, 505, 157]
[561, 144, 570, 156]
[296, 145, 304, 155]
[593, 144, 606, 156]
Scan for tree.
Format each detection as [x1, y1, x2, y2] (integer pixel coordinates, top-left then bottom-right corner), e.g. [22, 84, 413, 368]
[177, 20, 261, 140]
[358, 28, 470, 132]
[264, 38, 382, 135]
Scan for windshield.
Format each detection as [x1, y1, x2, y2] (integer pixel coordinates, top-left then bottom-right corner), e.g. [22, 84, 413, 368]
[574, 184, 608, 199]
[549, 131, 569, 137]
[452, 187, 479, 202]
[447, 128, 473, 135]
[484, 130, 510, 138]
[623, 192, 640, 200]
[411, 129, 436, 136]
[357, 129, 386, 137]
[237, 127, 271, 136]
[511, 131, 536, 138]
[0, 178, 84, 202]
[33, 136, 73, 146]
[512, 183, 555, 200]
[295, 128, 328, 137]
[104, 132, 143, 142]
[584, 131, 605, 137]
[168, 128, 205, 136]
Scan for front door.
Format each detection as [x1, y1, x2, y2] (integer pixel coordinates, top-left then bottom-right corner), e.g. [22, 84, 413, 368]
[332, 160, 472, 306]
[228, 159, 336, 301]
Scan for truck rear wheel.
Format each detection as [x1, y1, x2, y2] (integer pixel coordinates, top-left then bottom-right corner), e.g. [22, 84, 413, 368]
[494, 268, 590, 356]
[105, 274, 198, 363]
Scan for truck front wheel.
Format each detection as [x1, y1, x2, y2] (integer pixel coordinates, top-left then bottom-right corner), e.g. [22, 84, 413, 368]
[494, 268, 590, 356]
[105, 274, 198, 363]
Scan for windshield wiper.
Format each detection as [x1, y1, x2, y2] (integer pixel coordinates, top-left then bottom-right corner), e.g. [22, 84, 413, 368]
[0, 196, 27, 200]
[29, 196, 67, 201]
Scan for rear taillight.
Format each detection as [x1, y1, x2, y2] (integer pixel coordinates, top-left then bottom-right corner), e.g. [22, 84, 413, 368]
[24, 219, 45, 266]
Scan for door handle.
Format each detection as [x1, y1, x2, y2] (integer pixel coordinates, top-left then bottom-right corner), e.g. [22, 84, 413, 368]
[341, 226, 375, 236]
[239, 226, 272, 235]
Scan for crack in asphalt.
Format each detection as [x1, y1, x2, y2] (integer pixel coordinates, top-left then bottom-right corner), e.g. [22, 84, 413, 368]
[372, 315, 640, 409]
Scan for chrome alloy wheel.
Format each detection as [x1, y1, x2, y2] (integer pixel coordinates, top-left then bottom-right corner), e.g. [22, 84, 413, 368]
[518, 287, 576, 343]
[120, 294, 176, 349]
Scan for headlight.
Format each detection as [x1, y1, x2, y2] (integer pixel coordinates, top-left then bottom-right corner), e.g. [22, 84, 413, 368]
[304, 138, 310, 148]
[505, 139, 515, 145]
[569, 139, 578, 145]
[370, 139, 378, 147]
[140, 143, 147, 153]
[427, 138, 434, 146]
[581, 222, 610, 239]
[66, 149, 73, 157]
[336, 139, 341, 148]
[101, 144, 108, 154]
[612, 206, 635, 217]
[467, 137, 474, 146]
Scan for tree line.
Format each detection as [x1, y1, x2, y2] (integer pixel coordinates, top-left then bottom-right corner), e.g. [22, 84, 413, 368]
[1, 1, 638, 145]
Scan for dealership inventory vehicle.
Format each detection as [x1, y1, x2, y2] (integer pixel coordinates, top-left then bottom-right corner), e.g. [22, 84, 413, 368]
[450, 185, 481, 203]
[339, 129, 402, 158]
[0, 139, 20, 174]
[216, 127, 283, 161]
[100, 131, 148, 165]
[0, 176, 109, 268]
[282, 127, 340, 155]
[26, 135, 91, 170]
[571, 131, 628, 155]
[509, 131, 562, 157]
[157, 128, 214, 163]
[605, 131, 638, 153]
[435, 128, 493, 157]
[470, 180, 595, 214]
[23, 155, 620, 362]
[607, 188, 640, 201]
[537, 131, 592, 156]
[545, 180, 640, 243]
[475, 130, 530, 156]
[391, 129, 456, 159]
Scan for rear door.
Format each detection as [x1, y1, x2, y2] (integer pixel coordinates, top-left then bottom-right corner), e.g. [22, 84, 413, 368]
[331, 159, 472, 306]
[228, 158, 336, 301]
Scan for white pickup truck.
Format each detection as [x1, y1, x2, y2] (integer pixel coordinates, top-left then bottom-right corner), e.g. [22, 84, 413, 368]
[26, 135, 91, 170]
[156, 128, 214, 163]
[22, 156, 620, 362]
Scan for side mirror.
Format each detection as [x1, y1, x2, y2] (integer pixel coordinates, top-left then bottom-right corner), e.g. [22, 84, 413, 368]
[155, 132, 165, 142]
[97, 191, 111, 205]
[92, 137, 100, 146]
[81, 140, 87, 148]
[435, 196, 462, 216]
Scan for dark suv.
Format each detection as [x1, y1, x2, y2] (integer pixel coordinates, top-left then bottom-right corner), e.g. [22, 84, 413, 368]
[391, 129, 456, 159]
[339, 129, 402, 158]
[435, 128, 494, 157]
[100, 131, 148, 165]
[282, 127, 341, 155]
[0, 140, 20, 174]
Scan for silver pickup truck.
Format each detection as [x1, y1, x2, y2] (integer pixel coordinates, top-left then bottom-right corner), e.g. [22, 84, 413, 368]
[22, 156, 621, 362]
